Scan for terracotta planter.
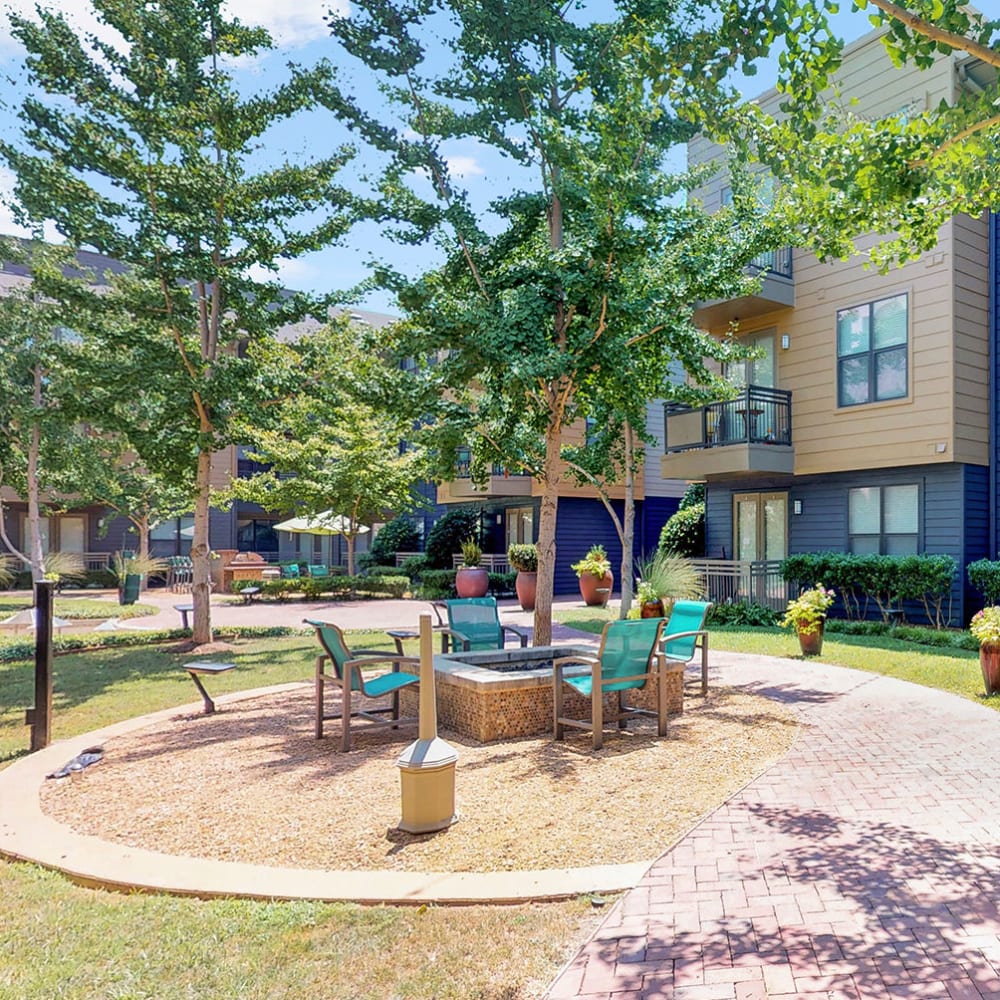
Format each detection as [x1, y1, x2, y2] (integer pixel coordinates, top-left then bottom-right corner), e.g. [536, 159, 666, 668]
[579, 571, 613, 607]
[640, 599, 665, 619]
[515, 571, 537, 611]
[455, 566, 489, 598]
[797, 619, 825, 656]
[980, 643, 1000, 695]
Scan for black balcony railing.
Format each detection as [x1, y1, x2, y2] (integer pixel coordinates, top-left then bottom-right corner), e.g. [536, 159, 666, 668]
[748, 247, 792, 279]
[664, 385, 792, 453]
[454, 457, 530, 479]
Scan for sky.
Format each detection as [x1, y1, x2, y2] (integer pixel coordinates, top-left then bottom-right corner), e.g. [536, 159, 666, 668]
[0, 0, 877, 317]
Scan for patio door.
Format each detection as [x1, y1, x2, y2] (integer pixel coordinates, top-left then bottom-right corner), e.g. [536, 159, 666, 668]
[725, 330, 776, 388]
[734, 492, 788, 605]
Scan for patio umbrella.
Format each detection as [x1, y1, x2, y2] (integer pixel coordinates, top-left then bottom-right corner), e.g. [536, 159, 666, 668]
[272, 512, 370, 536]
[272, 511, 370, 576]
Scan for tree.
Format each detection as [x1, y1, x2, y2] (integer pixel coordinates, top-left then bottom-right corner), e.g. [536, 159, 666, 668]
[699, 1, 1000, 266]
[1, 0, 362, 642]
[0, 265, 90, 582]
[226, 322, 427, 576]
[328, 1, 782, 643]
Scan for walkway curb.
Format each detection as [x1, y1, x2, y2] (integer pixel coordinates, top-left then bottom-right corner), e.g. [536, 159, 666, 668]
[0, 683, 651, 905]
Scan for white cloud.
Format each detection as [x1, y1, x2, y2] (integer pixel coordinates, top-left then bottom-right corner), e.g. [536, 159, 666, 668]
[0, 0, 342, 58]
[224, 0, 342, 48]
[444, 155, 485, 178]
[247, 256, 319, 291]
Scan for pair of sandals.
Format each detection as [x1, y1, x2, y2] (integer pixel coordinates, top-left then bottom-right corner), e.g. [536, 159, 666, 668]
[46, 746, 104, 780]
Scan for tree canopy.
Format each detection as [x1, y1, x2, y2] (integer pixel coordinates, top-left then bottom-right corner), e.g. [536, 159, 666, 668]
[1, 0, 364, 640]
[327, 0, 787, 642]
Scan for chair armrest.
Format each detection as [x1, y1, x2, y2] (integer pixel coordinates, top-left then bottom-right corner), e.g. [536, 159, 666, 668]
[552, 652, 598, 686]
[429, 601, 448, 628]
[437, 627, 471, 652]
[657, 629, 709, 661]
[501, 625, 529, 647]
[345, 655, 420, 669]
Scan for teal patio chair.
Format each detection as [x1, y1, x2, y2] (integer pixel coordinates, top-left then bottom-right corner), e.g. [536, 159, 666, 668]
[280, 563, 300, 580]
[305, 619, 420, 752]
[435, 597, 528, 653]
[658, 600, 713, 695]
[553, 617, 669, 750]
[307, 563, 329, 578]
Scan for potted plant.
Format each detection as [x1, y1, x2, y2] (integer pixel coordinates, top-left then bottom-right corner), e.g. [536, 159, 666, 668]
[634, 552, 704, 618]
[571, 544, 613, 607]
[969, 606, 1000, 695]
[455, 537, 489, 598]
[781, 584, 835, 656]
[507, 543, 538, 611]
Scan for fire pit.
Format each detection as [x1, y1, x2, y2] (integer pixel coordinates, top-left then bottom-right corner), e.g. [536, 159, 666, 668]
[398, 644, 684, 743]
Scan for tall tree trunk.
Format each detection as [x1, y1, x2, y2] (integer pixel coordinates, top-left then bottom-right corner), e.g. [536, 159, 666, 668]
[619, 421, 636, 619]
[191, 449, 213, 644]
[346, 534, 356, 576]
[533, 416, 563, 646]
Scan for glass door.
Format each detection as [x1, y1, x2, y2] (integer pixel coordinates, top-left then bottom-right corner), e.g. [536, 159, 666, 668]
[734, 492, 788, 604]
[726, 330, 776, 388]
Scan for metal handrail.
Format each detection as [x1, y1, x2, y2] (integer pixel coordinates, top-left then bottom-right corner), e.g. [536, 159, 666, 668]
[665, 385, 792, 453]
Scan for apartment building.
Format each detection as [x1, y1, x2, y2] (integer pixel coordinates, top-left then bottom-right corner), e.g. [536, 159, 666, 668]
[435, 399, 686, 595]
[662, 27, 996, 622]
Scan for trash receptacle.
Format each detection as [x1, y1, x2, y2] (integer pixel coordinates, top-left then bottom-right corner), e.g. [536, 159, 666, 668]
[119, 574, 141, 605]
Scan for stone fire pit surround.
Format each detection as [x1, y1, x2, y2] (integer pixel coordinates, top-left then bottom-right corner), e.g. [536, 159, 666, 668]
[398, 644, 685, 743]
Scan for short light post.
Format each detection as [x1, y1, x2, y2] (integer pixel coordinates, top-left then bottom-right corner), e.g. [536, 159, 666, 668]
[397, 614, 458, 833]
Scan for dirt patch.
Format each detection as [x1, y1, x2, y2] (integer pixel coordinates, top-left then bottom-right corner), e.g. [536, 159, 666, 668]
[41, 683, 797, 873]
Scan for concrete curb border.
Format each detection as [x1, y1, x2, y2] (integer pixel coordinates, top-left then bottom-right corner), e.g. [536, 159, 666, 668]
[0, 684, 651, 905]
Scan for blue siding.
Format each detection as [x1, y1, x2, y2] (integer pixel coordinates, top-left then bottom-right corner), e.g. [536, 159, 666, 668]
[554, 497, 625, 595]
[640, 496, 683, 557]
[707, 464, 981, 624]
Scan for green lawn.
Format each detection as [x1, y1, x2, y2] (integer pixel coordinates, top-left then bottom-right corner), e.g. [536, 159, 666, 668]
[0, 593, 155, 620]
[1, 619, 995, 999]
[556, 608, 995, 708]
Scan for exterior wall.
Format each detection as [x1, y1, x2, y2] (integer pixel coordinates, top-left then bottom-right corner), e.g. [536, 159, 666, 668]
[555, 496, 625, 596]
[706, 462, 980, 623]
[687, 29, 990, 481]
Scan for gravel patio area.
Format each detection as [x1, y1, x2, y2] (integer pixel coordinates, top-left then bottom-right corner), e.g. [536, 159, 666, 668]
[40, 681, 798, 874]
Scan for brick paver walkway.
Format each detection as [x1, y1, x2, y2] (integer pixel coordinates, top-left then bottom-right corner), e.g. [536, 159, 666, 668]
[546, 653, 1000, 1000]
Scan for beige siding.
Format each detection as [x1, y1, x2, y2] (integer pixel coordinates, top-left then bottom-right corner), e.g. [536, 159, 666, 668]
[951, 212, 991, 466]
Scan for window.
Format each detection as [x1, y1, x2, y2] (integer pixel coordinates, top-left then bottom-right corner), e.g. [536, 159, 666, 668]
[848, 485, 919, 554]
[837, 293, 908, 406]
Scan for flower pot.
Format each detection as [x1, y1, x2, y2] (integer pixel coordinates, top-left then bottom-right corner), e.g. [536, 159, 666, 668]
[980, 643, 1000, 695]
[640, 599, 665, 619]
[515, 571, 537, 611]
[579, 571, 613, 607]
[797, 619, 824, 656]
[455, 566, 489, 598]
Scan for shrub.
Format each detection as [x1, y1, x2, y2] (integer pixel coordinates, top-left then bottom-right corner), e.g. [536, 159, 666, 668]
[416, 568, 457, 599]
[488, 571, 517, 596]
[368, 516, 422, 566]
[968, 559, 1000, 606]
[507, 543, 538, 573]
[678, 482, 705, 511]
[361, 565, 405, 578]
[658, 502, 705, 557]
[425, 508, 481, 569]
[707, 601, 778, 627]
[400, 554, 429, 580]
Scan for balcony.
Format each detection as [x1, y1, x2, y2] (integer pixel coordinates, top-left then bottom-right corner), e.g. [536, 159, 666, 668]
[438, 458, 532, 502]
[660, 385, 794, 481]
[693, 247, 794, 329]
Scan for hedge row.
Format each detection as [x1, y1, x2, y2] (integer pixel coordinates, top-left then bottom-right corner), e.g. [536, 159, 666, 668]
[780, 552, 957, 628]
[414, 569, 517, 600]
[0, 624, 302, 663]
[243, 574, 411, 600]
